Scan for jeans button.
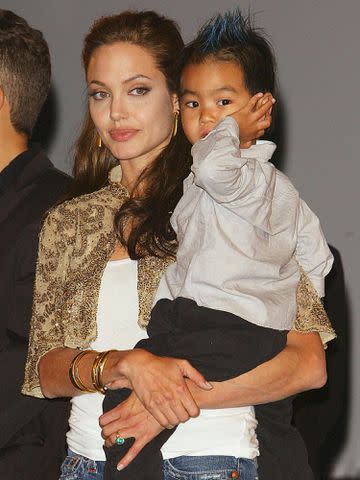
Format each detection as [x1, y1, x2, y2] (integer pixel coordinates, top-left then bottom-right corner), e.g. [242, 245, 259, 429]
[230, 471, 239, 478]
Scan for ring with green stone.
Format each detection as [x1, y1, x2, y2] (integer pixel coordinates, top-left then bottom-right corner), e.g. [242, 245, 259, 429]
[115, 433, 125, 445]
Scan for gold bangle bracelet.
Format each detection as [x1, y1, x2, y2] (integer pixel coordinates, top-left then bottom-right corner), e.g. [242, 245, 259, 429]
[69, 350, 97, 393]
[74, 351, 97, 393]
[91, 350, 116, 394]
[69, 351, 89, 391]
[91, 351, 105, 393]
[97, 350, 115, 393]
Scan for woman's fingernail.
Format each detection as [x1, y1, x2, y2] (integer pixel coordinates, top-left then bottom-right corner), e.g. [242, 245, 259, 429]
[117, 464, 124, 471]
[203, 381, 213, 389]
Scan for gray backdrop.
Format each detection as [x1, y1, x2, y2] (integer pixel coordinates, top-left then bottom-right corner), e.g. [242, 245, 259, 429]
[3, 0, 359, 477]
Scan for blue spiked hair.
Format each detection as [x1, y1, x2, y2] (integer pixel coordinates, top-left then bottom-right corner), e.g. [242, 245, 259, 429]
[179, 9, 276, 96]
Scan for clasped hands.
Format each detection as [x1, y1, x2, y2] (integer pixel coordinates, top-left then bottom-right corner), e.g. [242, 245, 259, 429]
[99, 349, 212, 471]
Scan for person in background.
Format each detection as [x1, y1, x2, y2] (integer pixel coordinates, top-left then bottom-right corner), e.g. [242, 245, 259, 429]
[0, 9, 70, 480]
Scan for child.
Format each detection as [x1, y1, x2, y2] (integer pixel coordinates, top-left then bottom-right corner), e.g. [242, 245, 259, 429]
[104, 10, 334, 480]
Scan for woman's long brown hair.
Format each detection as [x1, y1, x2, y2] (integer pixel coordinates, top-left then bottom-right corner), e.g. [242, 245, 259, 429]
[69, 11, 192, 258]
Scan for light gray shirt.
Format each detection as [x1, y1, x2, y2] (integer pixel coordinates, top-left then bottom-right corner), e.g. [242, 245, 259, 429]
[155, 117, 333, 330]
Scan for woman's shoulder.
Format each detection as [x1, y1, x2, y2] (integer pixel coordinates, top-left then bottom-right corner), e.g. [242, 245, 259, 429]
[53, 185, 117, 212]
[45, 185, 119, 226]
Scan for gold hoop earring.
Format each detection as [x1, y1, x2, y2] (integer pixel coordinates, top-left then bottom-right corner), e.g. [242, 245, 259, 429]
[97, 135, 102, 148]
[172, 112, 179, 138]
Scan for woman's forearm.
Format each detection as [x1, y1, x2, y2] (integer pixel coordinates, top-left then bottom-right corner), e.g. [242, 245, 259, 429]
[39, 347, 94, 398]
[38, 347, 131, 398]
[39, 346, 208, 431]
[188, 331, 326, 409]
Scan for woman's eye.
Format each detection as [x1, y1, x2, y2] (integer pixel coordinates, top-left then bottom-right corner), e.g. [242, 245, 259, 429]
[89, 91, 109, 101]
[186, 101, 199, 109]
[217, 99, 232, 106]
[129, 87, 150, 96]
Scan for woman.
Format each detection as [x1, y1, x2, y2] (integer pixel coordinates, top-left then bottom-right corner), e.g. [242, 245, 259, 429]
[22, 11, 334, 480]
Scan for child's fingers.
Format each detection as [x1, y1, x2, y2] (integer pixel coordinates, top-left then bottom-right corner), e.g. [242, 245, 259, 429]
[255, 92, 272, 111]
[245, 92, 264, 112]
[254, 97, 275, 121]
[265, 106, 273, 118]
[257, 116, 272, 134]
[261, 92, 273, 104]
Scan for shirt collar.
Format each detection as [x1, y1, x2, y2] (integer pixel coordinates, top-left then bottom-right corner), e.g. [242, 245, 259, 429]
[240, 140, 277, 162]
[0, 145, 42, 195]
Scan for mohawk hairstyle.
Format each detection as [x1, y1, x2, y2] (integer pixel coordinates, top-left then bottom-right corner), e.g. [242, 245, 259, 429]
[180, 9, 276, 96]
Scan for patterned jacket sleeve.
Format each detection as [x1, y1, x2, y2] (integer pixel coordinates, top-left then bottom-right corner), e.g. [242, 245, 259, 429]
[294, 266, 336, 347]
[22, 205, 74, 398]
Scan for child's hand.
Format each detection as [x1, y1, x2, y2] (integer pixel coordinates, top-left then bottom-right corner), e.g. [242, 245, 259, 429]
[231, 92, 275, 148]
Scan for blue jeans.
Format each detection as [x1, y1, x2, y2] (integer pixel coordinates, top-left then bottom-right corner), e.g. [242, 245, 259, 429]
[163, 456, 258, 480]
[59, 450, 105, 480]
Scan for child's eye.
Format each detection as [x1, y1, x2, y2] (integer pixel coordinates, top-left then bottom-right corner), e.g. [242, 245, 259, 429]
[185, 101, 199, 109]
[89, 91, 109, 101]
[129, 87, 150, 96]
[217, 99, 232, 106]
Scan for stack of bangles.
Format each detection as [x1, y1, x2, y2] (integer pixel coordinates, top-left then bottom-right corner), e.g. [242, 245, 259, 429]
[69, 349, 116, 394]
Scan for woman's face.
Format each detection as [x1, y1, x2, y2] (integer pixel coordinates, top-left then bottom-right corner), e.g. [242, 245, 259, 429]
[87, 42, 177, 168]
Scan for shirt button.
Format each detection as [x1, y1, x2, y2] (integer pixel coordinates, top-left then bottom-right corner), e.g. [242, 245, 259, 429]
[230, 471, 239, 479]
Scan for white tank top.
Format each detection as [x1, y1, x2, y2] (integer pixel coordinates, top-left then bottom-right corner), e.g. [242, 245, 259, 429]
[67, 259, 146, 460]
[67, 259, 259, 461]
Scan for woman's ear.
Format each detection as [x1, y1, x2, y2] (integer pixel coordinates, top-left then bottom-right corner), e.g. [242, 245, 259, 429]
[171, 93, 179, 115]
[0, 87, 5, 111]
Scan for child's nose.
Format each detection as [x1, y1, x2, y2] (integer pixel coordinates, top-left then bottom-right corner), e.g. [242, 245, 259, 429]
[200, 107, 217, 124]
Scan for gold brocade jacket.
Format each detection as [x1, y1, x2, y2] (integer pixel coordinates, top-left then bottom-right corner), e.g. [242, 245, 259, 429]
[22, 169, 335, 398]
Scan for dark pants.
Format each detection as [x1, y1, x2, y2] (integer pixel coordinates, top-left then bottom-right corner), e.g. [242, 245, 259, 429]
[103, 298, 310, 480]
[0, 399, 69, 480]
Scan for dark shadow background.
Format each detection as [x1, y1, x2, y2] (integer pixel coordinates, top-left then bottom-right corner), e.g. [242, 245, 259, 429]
[30, 85, 58, 151]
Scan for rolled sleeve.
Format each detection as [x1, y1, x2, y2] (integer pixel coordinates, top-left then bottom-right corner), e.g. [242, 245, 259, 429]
[295, 199, 333, 297]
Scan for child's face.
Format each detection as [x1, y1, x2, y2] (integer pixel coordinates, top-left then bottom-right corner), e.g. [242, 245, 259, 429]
[180, 59, 251, 144]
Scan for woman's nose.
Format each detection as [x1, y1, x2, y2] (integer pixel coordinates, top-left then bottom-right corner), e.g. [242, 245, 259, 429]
[110, 97, 128, 121]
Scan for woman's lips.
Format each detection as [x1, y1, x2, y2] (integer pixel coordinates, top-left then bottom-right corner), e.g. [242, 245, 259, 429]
[109, 128, 139, 142]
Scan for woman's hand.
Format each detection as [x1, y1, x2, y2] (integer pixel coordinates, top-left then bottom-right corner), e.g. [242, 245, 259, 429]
[100, 392, 164, 471]
[116, 349, 212, 428]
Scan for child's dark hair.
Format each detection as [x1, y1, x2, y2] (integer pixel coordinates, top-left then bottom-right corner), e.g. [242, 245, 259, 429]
[180, 9, 276, 95]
